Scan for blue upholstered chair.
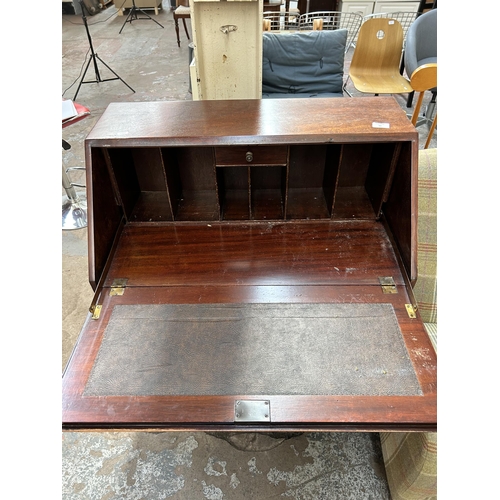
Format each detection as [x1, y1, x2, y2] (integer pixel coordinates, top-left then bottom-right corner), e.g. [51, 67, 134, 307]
[404, 8, 437, 108]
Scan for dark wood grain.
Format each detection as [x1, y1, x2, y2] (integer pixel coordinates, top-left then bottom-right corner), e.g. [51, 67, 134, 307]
[383, 140, 417, 282]
[215, 145, 288, 166]
[65, 98, 433, 432]
[86, 98, 417, 147]
[85, 147, 124, 290]
[63, 285, 436, 431]
[103, 221, 404, 287]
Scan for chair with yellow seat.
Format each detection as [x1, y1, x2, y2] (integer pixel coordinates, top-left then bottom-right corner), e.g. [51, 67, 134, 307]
[348, 17, 412, 96]
[409, 63, 437, 149]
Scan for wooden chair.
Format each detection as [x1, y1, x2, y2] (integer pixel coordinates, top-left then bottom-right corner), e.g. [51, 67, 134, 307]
[348, 17, 412, 96]
[173, 0, 190, 48]
[362, 10, 418, 73]
[409, 63, 437, 148]
[313, 18, 323, 30]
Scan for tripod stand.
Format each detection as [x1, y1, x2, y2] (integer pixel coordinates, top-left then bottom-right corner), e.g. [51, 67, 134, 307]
[119, 0, 164, 34]
[73, 0, 135, 100]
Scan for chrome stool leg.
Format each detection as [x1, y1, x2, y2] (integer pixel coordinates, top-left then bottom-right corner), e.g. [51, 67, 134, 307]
[62, 140, 87, 230]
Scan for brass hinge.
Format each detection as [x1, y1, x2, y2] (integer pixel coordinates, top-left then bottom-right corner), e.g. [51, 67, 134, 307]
[110, 278, 128, 296]
[90, 304, 102, 320]
[405, 303, 417, 318]
[379, 276, 397, 294]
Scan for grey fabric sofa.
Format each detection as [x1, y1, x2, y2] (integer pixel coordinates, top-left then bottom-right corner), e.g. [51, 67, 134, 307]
[262, 29, 348, 98]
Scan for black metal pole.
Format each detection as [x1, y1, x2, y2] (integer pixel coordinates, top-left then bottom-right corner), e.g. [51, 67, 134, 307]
[73, 0, 135, 100]
[119, 0, 164, 34]
[80, 1, 101, 82]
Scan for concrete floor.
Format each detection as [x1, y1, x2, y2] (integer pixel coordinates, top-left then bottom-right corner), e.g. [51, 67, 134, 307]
[62, 4, 437, 498]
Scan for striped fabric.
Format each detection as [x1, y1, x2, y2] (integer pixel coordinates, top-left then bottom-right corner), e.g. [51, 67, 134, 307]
[413, 148, 437, 325]
[380, 149, 437, 500]
[380, 432, 437, 500]
[424, 323, 437, 352]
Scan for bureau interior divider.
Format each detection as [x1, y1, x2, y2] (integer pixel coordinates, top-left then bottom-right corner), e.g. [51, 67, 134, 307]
[214, 145, 289, 220]
[100, 141, 403, 223]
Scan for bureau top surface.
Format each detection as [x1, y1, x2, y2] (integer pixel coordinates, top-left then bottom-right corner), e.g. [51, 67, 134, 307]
[86, 97, 417, 146]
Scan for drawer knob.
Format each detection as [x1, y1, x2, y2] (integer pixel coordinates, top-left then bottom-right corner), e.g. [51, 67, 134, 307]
[245, 151, 253, 163]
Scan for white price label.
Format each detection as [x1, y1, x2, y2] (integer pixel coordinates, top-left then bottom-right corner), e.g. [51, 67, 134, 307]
[372, 122, 390, 129]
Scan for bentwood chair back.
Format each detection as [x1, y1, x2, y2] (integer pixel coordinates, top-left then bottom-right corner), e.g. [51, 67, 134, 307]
[409, 63, 437, 123]
[363, 11, 418, 46]
[348, 17, 412, 95]
[409, 63, 437, 148]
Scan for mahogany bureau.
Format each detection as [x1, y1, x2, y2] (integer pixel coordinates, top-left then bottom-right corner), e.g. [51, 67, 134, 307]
[62, 97, 437, 432]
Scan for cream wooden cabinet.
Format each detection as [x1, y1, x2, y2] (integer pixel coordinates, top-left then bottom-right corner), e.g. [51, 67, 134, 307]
[340, 0, 419, 16]
[191, 0, 263, 100]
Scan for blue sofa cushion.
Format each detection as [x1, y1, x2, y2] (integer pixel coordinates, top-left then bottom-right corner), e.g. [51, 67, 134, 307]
[262, 29, 348, 97]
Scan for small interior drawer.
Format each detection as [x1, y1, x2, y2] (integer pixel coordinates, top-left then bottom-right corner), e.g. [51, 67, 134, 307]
[215, 145, 288, 166]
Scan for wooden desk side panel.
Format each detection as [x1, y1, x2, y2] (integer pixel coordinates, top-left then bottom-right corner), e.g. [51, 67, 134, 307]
[85, 145, 124, 290]
[383, 140, 418, 283]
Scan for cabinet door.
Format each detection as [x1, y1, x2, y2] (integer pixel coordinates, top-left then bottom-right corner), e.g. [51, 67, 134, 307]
[373, 1, 419, 13]
[341, 1, 375, 16]
[191, 0, 263, 100]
